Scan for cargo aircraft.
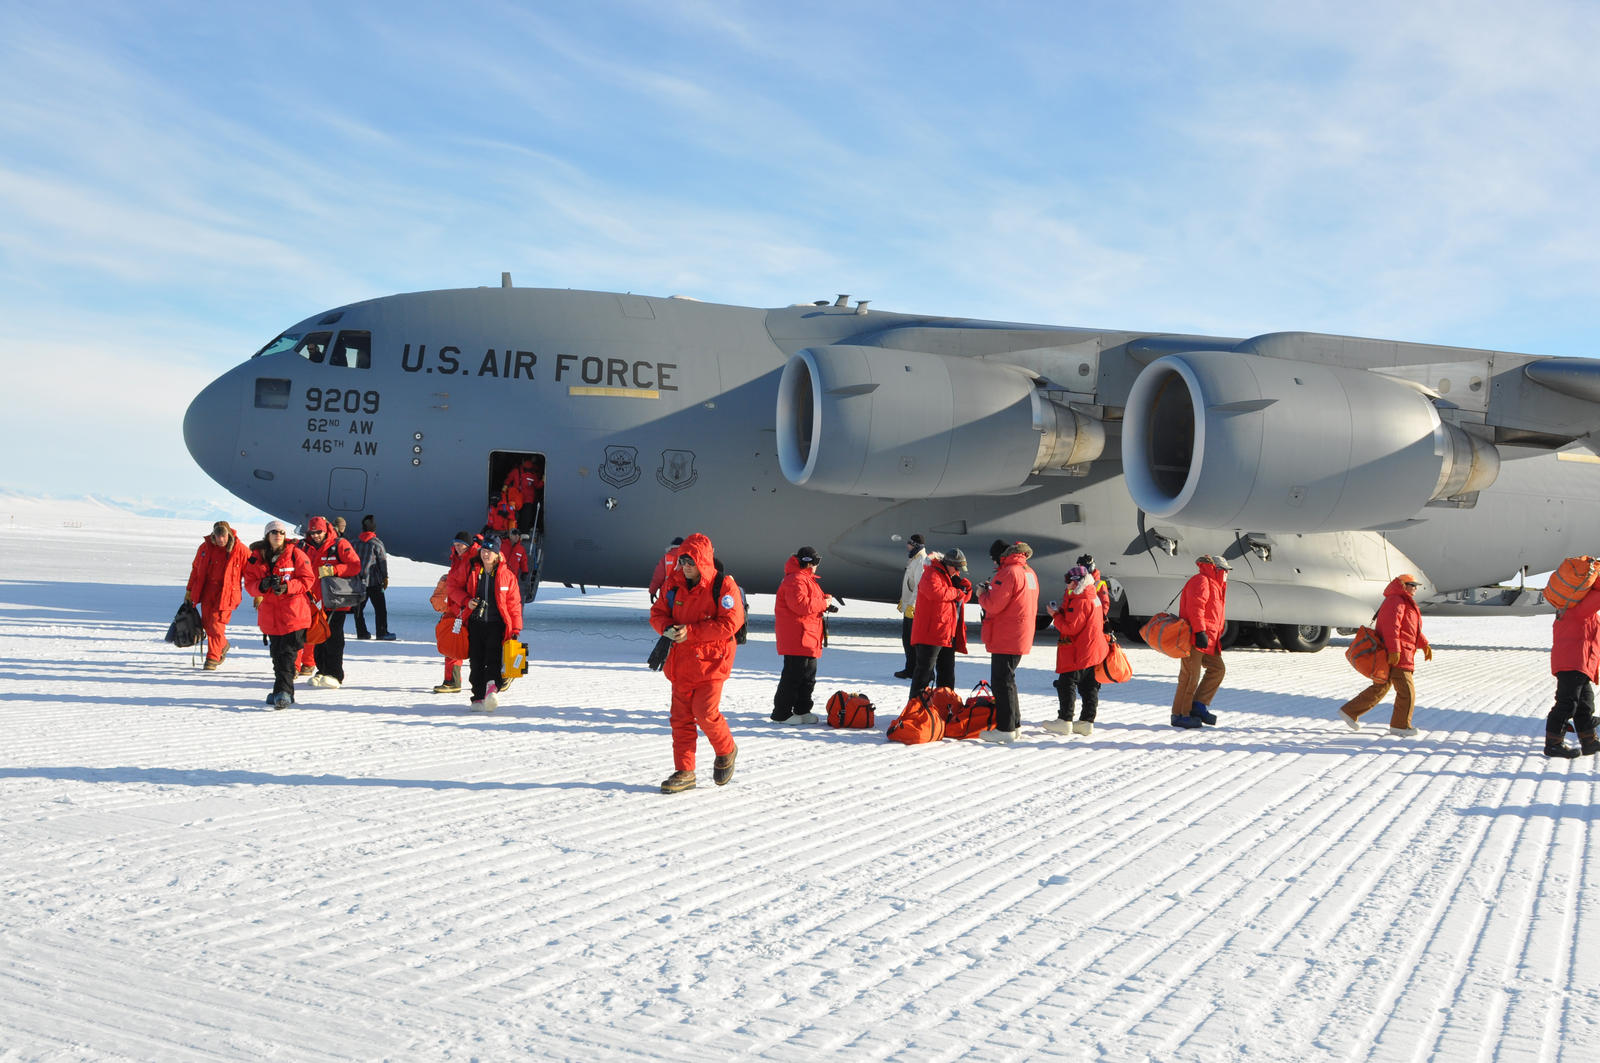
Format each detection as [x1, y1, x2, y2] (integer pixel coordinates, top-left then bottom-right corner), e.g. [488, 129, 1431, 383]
[185, 275, 1600, 651]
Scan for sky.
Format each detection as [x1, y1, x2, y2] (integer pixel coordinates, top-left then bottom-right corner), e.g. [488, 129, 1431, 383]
[3, 0, 1600, 512]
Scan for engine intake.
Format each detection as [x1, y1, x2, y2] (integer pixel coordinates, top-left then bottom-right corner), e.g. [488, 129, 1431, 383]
[776, 345, 1103, 496]
[1122, 351, 1499, 532]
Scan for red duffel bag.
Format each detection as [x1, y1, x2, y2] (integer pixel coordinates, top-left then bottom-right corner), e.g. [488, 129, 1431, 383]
[435, 615, 470, 659]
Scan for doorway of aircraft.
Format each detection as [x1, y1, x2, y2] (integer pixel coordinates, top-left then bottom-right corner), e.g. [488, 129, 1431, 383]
[487, 450, 546, 602]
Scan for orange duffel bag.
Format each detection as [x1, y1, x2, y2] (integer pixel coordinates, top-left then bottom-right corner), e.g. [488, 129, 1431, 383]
[435, 615, 470, 659]
[429, 574, 451, 613]
[1544, 556, 1599, 611]
[1095, 640, 1133, 684]
[826, 691, 875, 729]
[1344, 625, 1389, 683]
[305, 606, 331, 647]
[886, 688, 951, 745]
[944, 681, 997, 739]
[1140, 612, 1192, 658]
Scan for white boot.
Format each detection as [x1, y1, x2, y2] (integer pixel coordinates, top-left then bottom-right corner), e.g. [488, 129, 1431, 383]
[980, 729, 1020, 744]
[1041, 719, 1075, 735]
[1072, 720, 1094, 737]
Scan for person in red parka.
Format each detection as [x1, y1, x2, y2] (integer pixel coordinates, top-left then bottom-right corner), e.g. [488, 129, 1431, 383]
[1045, 564, 1109, 736]
[301, 516, 362, 688]
[432, 531, 477, 693]
[909, 549, 973, 698]
[1336, 574, 1433, 736]
[977, 542, 1040, 743]
[648, 537, 684, 604]
[446, 532, 524, 712]
[649, 532, 742, 793]
[772, 545, 835, 724]
[1547, 581, 1600, 758]
[1173, 554, 1231, 729]
[186, 520, 250, 670]
[243, 519, 316, 709]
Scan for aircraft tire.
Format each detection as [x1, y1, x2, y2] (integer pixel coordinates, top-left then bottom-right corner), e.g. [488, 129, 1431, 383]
[1218, 620, 1241, 650]
[1275, 623, 1331, 653]
[1252, 625, 1281, 650]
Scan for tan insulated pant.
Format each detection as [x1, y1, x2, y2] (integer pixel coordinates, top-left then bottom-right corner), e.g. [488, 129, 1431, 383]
[1172, 648, 1226, 716]
[1340, 668, 1416, 729]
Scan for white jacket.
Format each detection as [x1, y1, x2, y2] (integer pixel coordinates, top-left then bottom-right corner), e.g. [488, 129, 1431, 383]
[898, 549, 926, 616]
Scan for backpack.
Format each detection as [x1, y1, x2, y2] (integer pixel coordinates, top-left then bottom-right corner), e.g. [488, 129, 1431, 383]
[1544, 556, 1599, 611]
[944, 680, 997, 739]
[1140, 612, 1193, 658]
[826, 691, 875, 729]
[165, 600, 203, 648]
[886, 689, 949, 745]
[712, 569, 749, 645]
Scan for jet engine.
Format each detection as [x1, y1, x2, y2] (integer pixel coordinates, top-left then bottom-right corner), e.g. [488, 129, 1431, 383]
[1122, 351, 1500, 532]
[776, 345, 1104, 496]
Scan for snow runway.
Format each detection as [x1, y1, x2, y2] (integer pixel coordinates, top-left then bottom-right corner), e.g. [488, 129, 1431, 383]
[2, 508, 1597, 1061]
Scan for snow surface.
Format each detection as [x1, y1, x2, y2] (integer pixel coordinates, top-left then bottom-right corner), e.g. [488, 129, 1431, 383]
[2, 499, 1597, 1062]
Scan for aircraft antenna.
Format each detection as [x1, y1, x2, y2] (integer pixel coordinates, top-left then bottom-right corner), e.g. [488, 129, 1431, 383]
[834, 294, 849, 307]
[501, 272, 514, 288]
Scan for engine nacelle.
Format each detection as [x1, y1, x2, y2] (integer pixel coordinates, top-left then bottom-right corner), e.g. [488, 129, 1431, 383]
[776, 345, 1103, 496]
[1122, 351, 1500, 532]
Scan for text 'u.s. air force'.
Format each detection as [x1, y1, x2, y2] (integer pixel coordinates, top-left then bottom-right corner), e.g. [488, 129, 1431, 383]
[400, 345, 677, 389]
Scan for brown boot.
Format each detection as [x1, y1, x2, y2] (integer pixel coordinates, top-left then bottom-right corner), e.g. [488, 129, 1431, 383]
[713, 744, 738, 786]
[660, 770, 696, 794]
[433, 664, 462, 694]
[1545, 730, 1580, 759]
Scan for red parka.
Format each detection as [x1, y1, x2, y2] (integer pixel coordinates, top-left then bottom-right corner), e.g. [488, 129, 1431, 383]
[486, 498, 517, 532]
[303, 517, 361, 611]
[1179, 560, 1229, 649]
[978, 553, 1040, 656]
[774, 556, 829, 657]
[911, 560, 971, 652]
[1052, 584, 1108, 672]
[1375, 576, 1429, 670]
[447, 555, 523, 638]
[502, 538, 529, 578]
[648, 544, 681, 601]
[649, 533, 744, 686]
[243, 540, 316, 636]
[1552, 584, 1600, 681]
[186, 529, 249, 612]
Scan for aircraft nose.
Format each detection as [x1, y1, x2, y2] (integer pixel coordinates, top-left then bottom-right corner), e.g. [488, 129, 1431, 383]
[184, 371, 243, 487]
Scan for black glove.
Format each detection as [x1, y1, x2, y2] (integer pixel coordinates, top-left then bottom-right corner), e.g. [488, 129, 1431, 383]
[953, 576, 972, 593]
[825, 604, 839, 613]
[1195, 631, 1209, 649]
[646, 635, 672, 671]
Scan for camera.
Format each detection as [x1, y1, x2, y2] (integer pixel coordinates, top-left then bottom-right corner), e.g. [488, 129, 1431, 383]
[259, 573, 285, 594]
[647, 635, 672, 671]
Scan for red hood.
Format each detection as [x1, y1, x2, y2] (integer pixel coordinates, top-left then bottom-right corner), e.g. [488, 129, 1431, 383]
[678, 532, 716, 574]
[1383, 577, 1417, 600]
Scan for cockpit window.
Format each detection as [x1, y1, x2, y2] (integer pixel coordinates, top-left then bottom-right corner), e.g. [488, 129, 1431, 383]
[328, 330, 371, 369]
[295, 331, 333, 363]
[253, 331, 303, 358]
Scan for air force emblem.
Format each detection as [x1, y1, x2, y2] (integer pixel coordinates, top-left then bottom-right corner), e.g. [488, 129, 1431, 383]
[657, 449, 698, 491]
[599, 445, 640, 488]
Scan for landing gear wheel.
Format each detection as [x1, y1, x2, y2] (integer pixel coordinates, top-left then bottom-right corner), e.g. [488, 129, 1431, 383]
[1218, 620, 1241, 650]
[1252, 625, 1281, 650]
[1275, 623, 1331, 653]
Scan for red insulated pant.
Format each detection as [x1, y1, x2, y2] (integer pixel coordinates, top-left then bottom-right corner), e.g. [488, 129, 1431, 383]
[670, 680, 735, 772]
[200, 603, 233, 662]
